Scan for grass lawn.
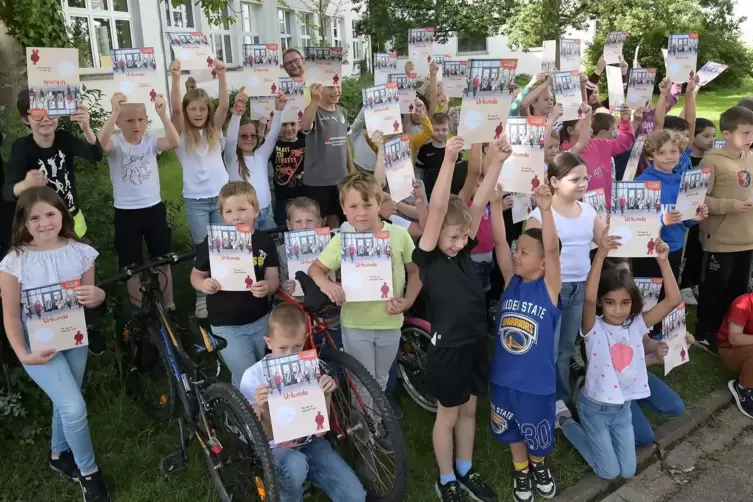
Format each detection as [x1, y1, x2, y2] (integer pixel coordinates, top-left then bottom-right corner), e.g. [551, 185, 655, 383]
[665, 79, 753, 133]
[0, 84, 744, 501]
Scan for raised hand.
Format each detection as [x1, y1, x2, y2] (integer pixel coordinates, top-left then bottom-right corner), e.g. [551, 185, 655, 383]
[654, 238, 670, 262]
[154, 94, 168, 115]
[110, 92, 127, 114]
[169, 59, 181, 77]
[274, 91, 288, 111]
[214, 59, 227, 76]
[310, 83, 323, 102]
[534, 184, 553, 211]
[445, 136, 465, 160]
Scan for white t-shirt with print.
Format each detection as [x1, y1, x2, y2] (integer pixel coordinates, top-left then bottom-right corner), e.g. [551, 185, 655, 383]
[582, 315, 650, 405]
[176, 130, 229, 200]
[107, 134, 162, 210]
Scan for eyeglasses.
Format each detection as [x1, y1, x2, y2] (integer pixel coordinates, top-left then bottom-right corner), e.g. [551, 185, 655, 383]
[283, 57, 303, 68]
[240, 133, 258, 140]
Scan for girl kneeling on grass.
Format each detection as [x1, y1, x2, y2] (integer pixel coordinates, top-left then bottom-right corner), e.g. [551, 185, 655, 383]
[0, 187, 110, 502]
[556, 223, 681, 480]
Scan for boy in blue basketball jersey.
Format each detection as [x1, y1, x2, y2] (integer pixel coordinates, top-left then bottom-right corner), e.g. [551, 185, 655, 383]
[489, 183, 562, 502]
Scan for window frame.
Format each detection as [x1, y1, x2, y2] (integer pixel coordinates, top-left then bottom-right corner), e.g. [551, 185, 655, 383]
[160, 0, 195, 30]
[331, 16, 342, 47]
[209, 5, 234, 64]
[278, 9, 292, 52]
[61, 0, 134, 69]
[240, 2, 260, 45]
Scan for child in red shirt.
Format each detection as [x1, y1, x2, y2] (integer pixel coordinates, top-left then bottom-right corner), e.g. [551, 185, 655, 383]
[718, 292, 753, 419]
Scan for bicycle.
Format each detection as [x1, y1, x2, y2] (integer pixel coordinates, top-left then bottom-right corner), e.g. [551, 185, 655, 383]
[276, 272, 409, 501]
[399, 315, 437, 414]
[99, 252, 279, 502]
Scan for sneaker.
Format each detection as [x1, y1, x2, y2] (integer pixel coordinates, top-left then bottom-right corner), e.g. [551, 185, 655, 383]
[78, 470, 112, 502]
[456, 468, 497, 501]
[554, 399, 572, 430]
[388, 395, 404, 420]
[435, 480, 471, 501]
[49, 450, 80, 482]
[511, 469, 534, 502]
[692, 337, 718, 356]
[87, 327, 106, 356]
[728, 379, 753, 419]
[680, 287, 698, 306]
[530, 457, 557, 499]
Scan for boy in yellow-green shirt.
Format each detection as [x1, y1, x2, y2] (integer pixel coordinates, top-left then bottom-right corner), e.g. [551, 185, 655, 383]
[308, 171, 421, 439]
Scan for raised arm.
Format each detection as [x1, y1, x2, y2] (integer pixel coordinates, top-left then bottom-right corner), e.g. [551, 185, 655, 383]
[301, 84, 322, 134]
[570, 105, 593, 155]
[419, 136, 465, 252]
[642, 239, 682, 328]
[683, 76, 699, 142]
[457, 143, 483, 203]
[98, 93, 125, 154]
[256, 92, 286, 161]
[169, 60, 185, 135]
[609, 104, 637, 156]
[371, 131, 386, 188]
[653, 77, 671, 131]
[428, 61, 439, 118]
[520, 75, 553, 116]
[490, 186, 513, 287]
[583, 219, 622, 333]
[469, 139, 510, 238]
[535, 186, 562, 304]
[212, 60, 229, 128]
[155, 94, 181, 152]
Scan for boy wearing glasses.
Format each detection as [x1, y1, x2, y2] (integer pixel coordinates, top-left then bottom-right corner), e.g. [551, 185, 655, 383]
[2, 90, 103, 238]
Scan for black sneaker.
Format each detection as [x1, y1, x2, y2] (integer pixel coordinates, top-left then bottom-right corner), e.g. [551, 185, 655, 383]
[457, 468, 497, 501]
[87, 327, 106, 356]
[49, 450, 80, 482]
[530, 458, 557, 499]
[435, 480, 471, 501]
[512, 469, 534, 502]
[729, 379, 753, 419]
[78, 470, 112, 502]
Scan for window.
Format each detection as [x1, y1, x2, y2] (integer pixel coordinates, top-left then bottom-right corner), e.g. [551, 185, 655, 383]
[62, 0, 134, 68]
[241, 2, 260, 45]
[161, 0, 194, 29]
[353, 41, 362, 60]
[457, 32, 487, 54]
[331, 17, 341, 47]
[299, 13, 313, 47]
[279, 9, 292, 51]
[352, 19, 358, 37]
[210, 5, 234, 64]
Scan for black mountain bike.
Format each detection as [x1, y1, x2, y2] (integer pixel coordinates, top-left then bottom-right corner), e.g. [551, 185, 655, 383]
[99, 252, 278, 501]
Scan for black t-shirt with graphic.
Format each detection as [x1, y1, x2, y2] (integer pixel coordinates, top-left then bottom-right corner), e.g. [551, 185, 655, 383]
[2, 130, 103, 215]
[194, 231, 279, 327]
[270, 132, 306, 201]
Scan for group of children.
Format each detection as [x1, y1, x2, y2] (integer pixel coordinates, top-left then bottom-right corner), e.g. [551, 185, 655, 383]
[1, 41, 753, 502]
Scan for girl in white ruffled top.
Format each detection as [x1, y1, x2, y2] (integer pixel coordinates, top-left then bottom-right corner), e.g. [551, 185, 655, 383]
[0, 186, 110, 501]
[223, 87, 288, 230]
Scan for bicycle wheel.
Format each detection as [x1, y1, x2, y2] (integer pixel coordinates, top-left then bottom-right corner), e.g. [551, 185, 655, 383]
[398, 325, 437, 414]
[319, 349, 409, 502]
[119, 313, 176, 421]
[202, 382, 279, 502]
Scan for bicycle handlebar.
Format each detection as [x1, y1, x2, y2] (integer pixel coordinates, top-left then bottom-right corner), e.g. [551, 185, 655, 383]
[98, 250, 196, 287]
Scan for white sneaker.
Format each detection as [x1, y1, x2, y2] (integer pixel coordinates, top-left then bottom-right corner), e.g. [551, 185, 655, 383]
[680, 288, 698, 306]
[554, 400, 571, 430]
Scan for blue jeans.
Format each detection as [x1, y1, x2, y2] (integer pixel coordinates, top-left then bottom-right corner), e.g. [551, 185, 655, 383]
[255, 206, 277, 231]
[631, 372, 685, 445]
[23, 347, 97, 474]
[185, 196, 223, 245]
[563, 393, 636, 480]
[554, 281, 586, 403]
[271, 437, 366, 502]
[212, 314, 269, 388]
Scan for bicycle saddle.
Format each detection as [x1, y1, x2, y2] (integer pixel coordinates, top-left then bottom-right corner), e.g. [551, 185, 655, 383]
[188, 320, 228, 353]
[295, 271, 335, 313]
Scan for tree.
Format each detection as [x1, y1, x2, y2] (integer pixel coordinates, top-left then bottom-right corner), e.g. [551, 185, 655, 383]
[501, 0, 595, 51]
[351, 0, 517, 54]
[582, 0, 753, 88]
[278, 0, 346, 47]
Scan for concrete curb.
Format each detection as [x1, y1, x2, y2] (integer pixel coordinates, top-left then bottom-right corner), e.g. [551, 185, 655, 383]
[555, 388, 733, 501]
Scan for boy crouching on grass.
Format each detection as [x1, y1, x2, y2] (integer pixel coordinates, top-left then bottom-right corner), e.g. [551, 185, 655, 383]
[413, 135, 511, 502]
[239, 303, 366, 501]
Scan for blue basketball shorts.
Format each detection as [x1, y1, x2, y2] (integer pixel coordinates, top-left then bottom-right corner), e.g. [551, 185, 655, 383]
[490, 384, 556, 457]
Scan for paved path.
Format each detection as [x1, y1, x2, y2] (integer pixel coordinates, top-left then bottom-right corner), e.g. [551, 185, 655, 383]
[601, 404, 753, 502]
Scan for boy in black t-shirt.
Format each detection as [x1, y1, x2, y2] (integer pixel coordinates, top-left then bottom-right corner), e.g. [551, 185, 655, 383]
[190, 181, 280, 388]
[418, 113, 465, 199]
[2, 90, 103, 238]
[271, 121, 306, 225]
[412, 135, 510, 502]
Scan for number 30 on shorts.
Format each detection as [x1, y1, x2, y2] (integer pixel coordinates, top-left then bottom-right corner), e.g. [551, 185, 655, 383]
[519, 420, 552, 452]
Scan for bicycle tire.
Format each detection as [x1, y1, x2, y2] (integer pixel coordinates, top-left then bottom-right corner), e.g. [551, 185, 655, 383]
[120, 314, 176, 422]
[398, 325, 438, 414]
[203, 382, 280, 502]
[319, 349, 409, 502]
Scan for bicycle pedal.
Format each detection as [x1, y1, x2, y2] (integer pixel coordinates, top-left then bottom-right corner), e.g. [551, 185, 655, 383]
[160, 450, 188, 477]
